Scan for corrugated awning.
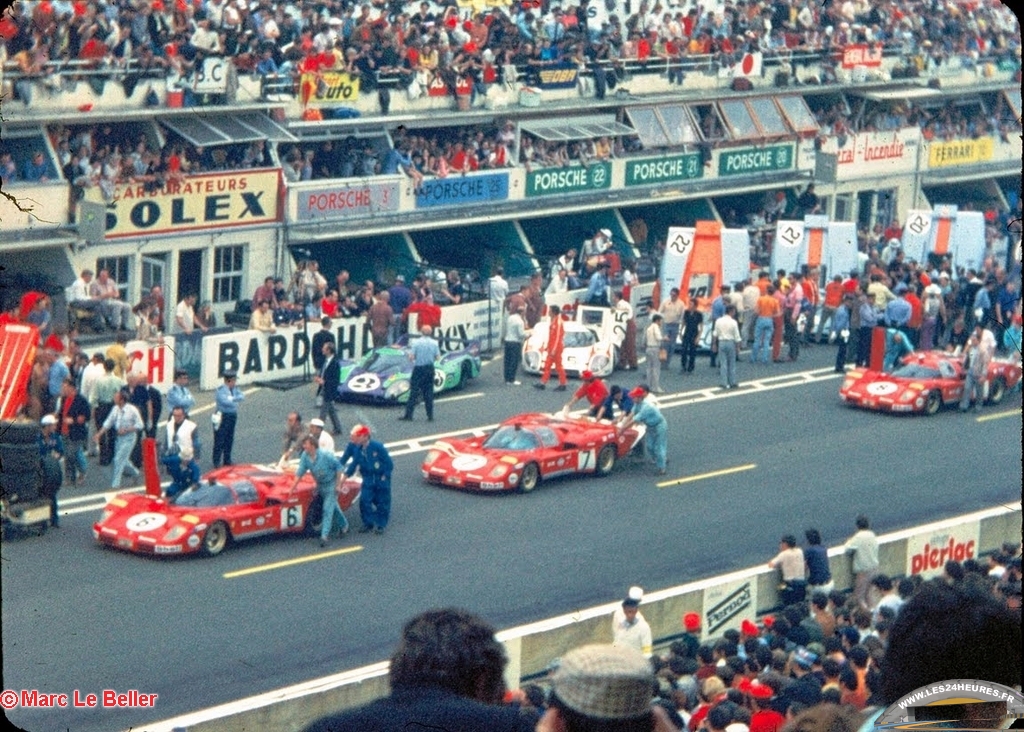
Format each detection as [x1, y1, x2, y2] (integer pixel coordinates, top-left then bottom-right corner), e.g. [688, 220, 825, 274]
[520, 115, 635, 141]
[161, 112, 296, 147]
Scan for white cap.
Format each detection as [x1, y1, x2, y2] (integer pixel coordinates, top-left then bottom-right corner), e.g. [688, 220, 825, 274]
[599, 228, 612, 237]
[309, 418, 325, 428]
[41, 414, 58, 426]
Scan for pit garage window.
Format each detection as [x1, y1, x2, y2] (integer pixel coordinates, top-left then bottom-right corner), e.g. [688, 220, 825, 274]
[213, 245, 244, 303]
[776, 96, 820, 134]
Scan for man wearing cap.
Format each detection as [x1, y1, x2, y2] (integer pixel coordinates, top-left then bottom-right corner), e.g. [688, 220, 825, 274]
[308, 418, 335, 453]
[94, 387, 144, 489]
[341, 424, 393, 535]
[39, 414, 65, 527]
[303, 608, 536, 732]
[291, 435, 348, 547]
[679, 612, 702, 657]
[563, 370, 611, 418]
[612, 586, 653, 657]
[400, 324, 441, 422]
[538, 643, 678, 732]
[213, 371, 245, 467]
[618, 385, 667, 475]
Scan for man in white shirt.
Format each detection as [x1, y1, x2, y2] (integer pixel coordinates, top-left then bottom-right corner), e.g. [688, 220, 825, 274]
[89, 269, 133, 330]
[870, 574, 904, 625]
[67, 269, 106, 331]
[161, 406, 200, 499]
[175, 294, 206, 334]
[309, 418, 335, 453]
[845, 515, 880, 610]
[545, 268, 569, 299]
[611, 586, 652, 658]
[713, 305, 742, 389]
[80, 352, 107, 407]
[768, 534, 807, 606]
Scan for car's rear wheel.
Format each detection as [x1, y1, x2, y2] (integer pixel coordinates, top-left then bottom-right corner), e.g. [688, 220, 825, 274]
[304, 499, 324, 537]
[517, 463, 540, 493]
[201, 521, 230, 557]
[987, 377, 1006, 405]
[924, 390, 942, 416]
[596, 445, 616, 476]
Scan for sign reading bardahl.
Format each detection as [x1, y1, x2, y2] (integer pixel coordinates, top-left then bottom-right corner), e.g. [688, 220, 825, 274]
[86, 169, 281, 238]
[295, 179, 402, 221]
[701, 577, 757, 636]
[905, 521, 979, 579]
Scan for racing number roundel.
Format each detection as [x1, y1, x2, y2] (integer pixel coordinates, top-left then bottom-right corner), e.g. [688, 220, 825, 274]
[451, 455, 488, 472]
[433, 368, 447, 391]
[125, 512, 168, 532]
[865, 382, 899, 396]
[347, 373, 382, 393]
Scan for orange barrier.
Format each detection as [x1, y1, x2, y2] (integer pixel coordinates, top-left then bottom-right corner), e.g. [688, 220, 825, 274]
[0, 323, 39, 420]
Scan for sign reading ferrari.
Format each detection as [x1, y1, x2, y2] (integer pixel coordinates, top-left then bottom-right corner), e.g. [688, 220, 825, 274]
[86, 170, 281, 238]
[928, 137, 995, 167]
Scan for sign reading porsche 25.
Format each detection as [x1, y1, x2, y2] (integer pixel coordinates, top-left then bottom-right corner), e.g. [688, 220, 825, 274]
[85, 169, 281, 238]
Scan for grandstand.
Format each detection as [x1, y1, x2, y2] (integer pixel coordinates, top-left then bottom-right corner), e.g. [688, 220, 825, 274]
[1, 0, 1019, 327]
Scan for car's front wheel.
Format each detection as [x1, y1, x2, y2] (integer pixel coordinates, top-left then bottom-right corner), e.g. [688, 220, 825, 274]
[596, 444, 616, 476]
[517, 463, 540, 493]
[924, 390, 942, 416]
[987, 377, 1006, 405]
[202, 521, 230, 557]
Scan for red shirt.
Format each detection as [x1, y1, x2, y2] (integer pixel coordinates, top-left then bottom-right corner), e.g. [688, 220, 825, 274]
[906, 292, 923, 328]
[824, 281, 844, 308]
[406, 300, 442, 330]
[749, 710, 785, 732]
[547, 317, 565, 355]
[575, 378, 609, 407]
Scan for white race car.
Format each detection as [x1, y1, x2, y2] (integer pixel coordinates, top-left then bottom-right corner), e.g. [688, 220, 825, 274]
[523, 305, 622, 378]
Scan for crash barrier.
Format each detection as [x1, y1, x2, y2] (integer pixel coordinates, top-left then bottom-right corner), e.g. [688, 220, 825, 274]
[145, 500, 1021, 732]
[199, 283, 656, 389]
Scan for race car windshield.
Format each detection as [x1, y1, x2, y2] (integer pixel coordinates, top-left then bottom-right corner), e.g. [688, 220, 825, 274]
[563, 330, 596, 347]
[174, 481, 235, 507]
[362, 351, 408, 372]
[890, 364, 942, 380]
[483, 426, 541, 451]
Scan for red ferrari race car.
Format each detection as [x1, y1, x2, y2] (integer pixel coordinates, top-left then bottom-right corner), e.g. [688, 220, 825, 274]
[93, 463, 361, 557]
[839, 350, 1022, 415]
[421, 412, 645, 493]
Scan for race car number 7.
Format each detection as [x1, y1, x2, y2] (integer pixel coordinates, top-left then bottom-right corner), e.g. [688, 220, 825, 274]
[280, 505, 303, 530]
[577, 450, 596, 470]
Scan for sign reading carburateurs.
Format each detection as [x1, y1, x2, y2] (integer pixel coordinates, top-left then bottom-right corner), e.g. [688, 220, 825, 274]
[84, 169, 281, 238]
[625, 154, 703, 186]
[525, 162, 612, 196]
[718, 144, 794, 176]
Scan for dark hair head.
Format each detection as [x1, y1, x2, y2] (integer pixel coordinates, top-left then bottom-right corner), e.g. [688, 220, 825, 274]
[805, 528, 822, 545]
[811, 592, 829, 610]
[388, 608, 507, 704]
[871, 574, 893, 592]
[879, 580, 1021, 704]
[855, 515, 870, 530]
[781, 534, 797, 548]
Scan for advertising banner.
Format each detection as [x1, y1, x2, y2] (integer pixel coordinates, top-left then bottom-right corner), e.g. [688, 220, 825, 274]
[193, 57, 231, 93]
[84, 169, 281, 238]
[841, 44, 883, 68]
[301, 71, 361, 104]
[824, 128, 920, 176]
[415, 173, 510, 208]
[535, 61, 580, 89]
[625, 153, 703, 186]
[295, 179, 402, 221]
[905, 520, 979, 579]
[718, 144, 794, 176]
[525, 162, 612, 196]
[702, 576, 757, 637]
[928, 137, 994, 168]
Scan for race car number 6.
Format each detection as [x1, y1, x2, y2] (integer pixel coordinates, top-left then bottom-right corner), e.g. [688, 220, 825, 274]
[126, 513, 168, 532]
[281, 506, 303, 530]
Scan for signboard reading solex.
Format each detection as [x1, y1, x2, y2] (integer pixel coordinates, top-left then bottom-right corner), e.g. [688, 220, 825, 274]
[718, 144, 794, 177]
[85, 170, 281, 238]
[526, 162, 612, 197]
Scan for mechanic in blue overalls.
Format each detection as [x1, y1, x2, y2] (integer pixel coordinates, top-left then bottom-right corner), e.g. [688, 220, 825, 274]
[617, 385, 668, 476]
[290, 435, 348, 548]
[341, 424, 394, 535]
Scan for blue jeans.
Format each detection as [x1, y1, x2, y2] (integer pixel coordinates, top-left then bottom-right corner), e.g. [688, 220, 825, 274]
[646, 424, 667, 470]
[754, 317, 774, 363]
[320, 487, 349, 540]
[65, 439, 88, 483]
[111, 432, 140, 489]
[162, 455, 201, 497]
[359, 476, 391, 529]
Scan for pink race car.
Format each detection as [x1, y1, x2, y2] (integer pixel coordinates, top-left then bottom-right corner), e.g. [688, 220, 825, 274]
[421, 412, 644, 493]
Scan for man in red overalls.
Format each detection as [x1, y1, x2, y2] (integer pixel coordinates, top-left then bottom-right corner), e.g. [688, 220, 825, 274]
[534, 305, 567, 391]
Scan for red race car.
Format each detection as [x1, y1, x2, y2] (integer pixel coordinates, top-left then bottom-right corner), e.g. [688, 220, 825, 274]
[839, 350, 1021, 415]
[93, 463, 361, 557]
[421, 412, 644, 493]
